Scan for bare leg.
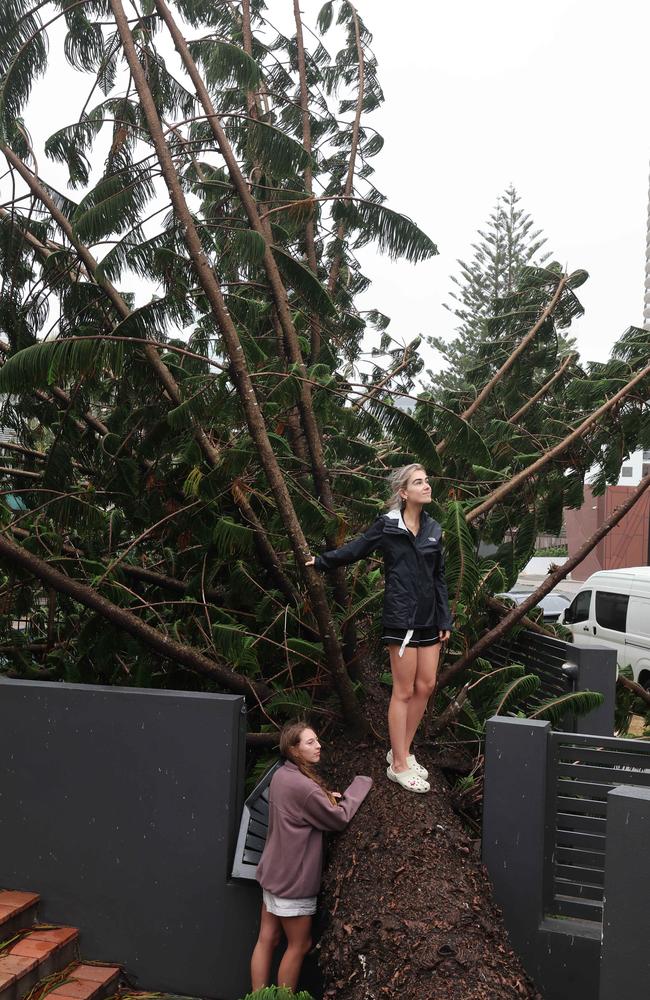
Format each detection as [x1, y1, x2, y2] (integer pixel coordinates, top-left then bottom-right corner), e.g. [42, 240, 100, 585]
[277, 914, 312, 991]
[250, 902, 282, 991]
[405, 643, 441, 753]
[387, 645, 418, 772]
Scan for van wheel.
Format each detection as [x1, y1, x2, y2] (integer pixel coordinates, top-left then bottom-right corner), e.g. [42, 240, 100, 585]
[639, 673, 650, 694]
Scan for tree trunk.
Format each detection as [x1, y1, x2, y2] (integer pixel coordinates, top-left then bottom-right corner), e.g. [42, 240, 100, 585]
[109, 0, 366, 732]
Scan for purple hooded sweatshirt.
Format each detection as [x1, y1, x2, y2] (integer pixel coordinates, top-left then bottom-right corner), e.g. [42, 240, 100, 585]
[255, 761, 372, 899]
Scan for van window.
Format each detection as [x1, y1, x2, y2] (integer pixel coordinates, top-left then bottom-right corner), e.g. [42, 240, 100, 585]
[626, 597, 650, 638]
[595, 591, 629, 632]
[568, 590, 591, 623]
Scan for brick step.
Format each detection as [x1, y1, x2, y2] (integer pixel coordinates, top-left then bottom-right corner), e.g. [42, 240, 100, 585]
[45, 963, 120, 1000]
[0, 926, 79, 1000]
[0, 893, 39, 941]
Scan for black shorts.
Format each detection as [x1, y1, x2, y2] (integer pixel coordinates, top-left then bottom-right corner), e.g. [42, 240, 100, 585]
[382, 627, 440, 648]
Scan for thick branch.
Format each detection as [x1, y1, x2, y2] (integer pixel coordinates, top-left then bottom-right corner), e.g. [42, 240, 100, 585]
[154, 0, 337, 518]
[327, 3, 364, 297]
[485, 594, 556, 638]
[292, 0, 320, 361]
[508, 351, 576, 425]
[466, 361, 650, 524]
[441, 470, 650, 686]
[617, 674, 650, 708]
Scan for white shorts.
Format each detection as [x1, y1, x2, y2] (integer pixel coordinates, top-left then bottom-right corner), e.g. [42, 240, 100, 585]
[262, 889, 317, 917]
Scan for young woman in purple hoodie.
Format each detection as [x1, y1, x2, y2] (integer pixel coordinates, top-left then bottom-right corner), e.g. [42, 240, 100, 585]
[251, 720, 372, 992]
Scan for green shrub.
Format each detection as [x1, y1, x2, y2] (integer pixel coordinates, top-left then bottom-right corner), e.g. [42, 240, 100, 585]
[240, 988, 315, 1000]
[534, 545, 568, 557]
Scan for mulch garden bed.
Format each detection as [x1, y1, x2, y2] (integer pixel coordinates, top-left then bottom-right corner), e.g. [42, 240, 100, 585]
[314, 658, 543, 1000]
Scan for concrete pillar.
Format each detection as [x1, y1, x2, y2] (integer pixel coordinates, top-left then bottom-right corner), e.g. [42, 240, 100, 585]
[482, 717, 551, 973]
[599, 785, 650, 999]
[562, 644, 617, 736]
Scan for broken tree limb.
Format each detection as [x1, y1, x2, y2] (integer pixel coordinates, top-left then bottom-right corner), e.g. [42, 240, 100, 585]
[441, 470, 650, 687]
[0, 530, 270, 701]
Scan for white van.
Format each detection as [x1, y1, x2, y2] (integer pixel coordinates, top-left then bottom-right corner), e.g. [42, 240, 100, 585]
[561, 567, 650, 686]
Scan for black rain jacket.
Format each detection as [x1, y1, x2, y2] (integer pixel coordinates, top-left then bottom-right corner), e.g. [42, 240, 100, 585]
[314, 508, 452, 631]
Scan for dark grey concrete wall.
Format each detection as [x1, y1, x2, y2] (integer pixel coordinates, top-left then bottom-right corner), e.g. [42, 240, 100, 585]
[600, 785, 650, 999]
[482, 717, 550, 971]
[0, 678, 260, 1000]
[482, 717, 600, 1000]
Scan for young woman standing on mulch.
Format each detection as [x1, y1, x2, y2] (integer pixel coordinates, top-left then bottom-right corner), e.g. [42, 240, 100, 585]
[306, 464, 452, 794]
[251, 720, 372, 992]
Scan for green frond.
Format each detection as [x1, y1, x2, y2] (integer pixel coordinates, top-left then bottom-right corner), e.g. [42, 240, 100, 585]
[112, 293, 195, 341]
[183, 466, 203, 497]
[187, 38, 262, 91]
[265, 687, 313, 718]
[210, 623, 259, 675]
[97, 31, 120, 95]
[244, 118, 311, 178]
[0, 336, 124, 393]
[0, 6, 48, 141]
[290, 492, 333, 535]
[365, 397, 442, 473]
[166, 377, 225, 431]
[272, 246, 336, 317]
[317, 2, 334, 33]
[441, 500, 482, 603]
[72, 168, 156, 243]
[528, 690, 604, 727]
[136, 46, 196, 119]
[63, 11, 103, 72]
[331, 198, 437, 262]
[226, 227, 267, 268]
[469, 663, 526, 706]
[417, 398, 491, 466]
[44, 118, 102, 188]
[496, 511, 537, 591]
[493, 673, 540, 715]
[212, 516, 256, 556]
[285, 638, 324, 663]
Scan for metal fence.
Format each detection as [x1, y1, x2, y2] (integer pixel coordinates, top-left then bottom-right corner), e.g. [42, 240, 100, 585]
[484, 715, 650, 1000]
[544, 731, 650, 925]
[486, 631, 616, 735]
[487, 629, 572, 704]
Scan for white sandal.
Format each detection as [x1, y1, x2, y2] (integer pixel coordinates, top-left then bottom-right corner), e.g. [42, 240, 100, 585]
[386, 765, 430, 793]
[386, 749, 428, 780]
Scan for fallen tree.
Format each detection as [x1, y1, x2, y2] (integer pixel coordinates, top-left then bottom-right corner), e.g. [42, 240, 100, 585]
[0, 2, 649, 997]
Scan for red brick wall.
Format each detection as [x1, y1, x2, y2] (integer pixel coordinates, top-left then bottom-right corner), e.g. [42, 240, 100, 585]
[565, 485, 650, 581]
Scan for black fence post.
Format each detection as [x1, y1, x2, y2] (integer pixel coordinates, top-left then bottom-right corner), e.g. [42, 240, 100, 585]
[562, 644, 616, 736]
[599, 785, 650, 999]
[483, 716, 551, 978]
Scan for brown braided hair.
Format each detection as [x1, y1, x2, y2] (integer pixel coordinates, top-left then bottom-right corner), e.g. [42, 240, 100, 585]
[279, 720, 339, 807]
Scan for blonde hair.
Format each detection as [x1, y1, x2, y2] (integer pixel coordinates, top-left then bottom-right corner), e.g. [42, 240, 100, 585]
[386, 464, 426, 511]
[279, 720, 338, 806]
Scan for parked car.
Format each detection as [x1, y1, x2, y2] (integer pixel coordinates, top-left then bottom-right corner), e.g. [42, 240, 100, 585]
[497, 591, 572, 623]
[559, 567, 650, 686]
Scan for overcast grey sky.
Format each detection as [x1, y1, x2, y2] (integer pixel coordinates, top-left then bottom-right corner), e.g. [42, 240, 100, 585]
[18, 0, 650, 370]
[303, 0, 650, 367]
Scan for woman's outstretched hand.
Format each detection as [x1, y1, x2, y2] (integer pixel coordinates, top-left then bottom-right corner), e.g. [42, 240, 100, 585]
[439, 629, 451, 643]
[305, 555, 315, 566]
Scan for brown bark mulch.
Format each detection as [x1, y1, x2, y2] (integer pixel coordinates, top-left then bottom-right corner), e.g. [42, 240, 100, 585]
[315, 658, 542, 1000]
